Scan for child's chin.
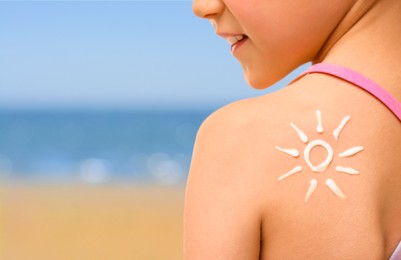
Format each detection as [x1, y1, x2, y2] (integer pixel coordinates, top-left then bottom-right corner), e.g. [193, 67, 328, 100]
[244, 72, 276, 90]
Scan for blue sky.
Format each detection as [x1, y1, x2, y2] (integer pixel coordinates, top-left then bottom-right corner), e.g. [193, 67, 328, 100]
[0, 1, 308, 110]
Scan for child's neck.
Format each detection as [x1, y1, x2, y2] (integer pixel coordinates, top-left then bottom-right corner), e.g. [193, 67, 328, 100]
[318, 0, 401, 101]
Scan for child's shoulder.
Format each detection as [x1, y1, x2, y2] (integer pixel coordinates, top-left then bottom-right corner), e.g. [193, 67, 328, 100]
[189, 75, 401, 258]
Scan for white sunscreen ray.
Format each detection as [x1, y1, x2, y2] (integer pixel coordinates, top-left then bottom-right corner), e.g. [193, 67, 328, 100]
[290, 122, 308, 143]
[333, 115, 351, 141]
[305, 179, 318, 203]
[316, 110, 323, 133]
[325, 179, 346, 199]
[274, 146, 300, 158]
[278, 166, 303, 181]
[336, 166, 360, 175]
[338, 146, 364, 157]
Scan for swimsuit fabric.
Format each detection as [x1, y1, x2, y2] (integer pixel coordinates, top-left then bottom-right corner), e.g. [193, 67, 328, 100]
[293, 63, 401, 122]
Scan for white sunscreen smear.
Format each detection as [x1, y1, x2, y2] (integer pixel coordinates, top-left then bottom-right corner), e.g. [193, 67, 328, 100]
[276, 110, 364, 202]
[316, 110, 323, 133]
[325, 179, 347, 199]
[278, 166, 303, 181]
[333, 115, 351, 141]
[336, 166, 359, 175]
[305, 179, 318, 202]
[339, 146, 364, 157]
[274, 146, 300, 158]
[290, 122, 308, 143]
[304, 139, 334, 172]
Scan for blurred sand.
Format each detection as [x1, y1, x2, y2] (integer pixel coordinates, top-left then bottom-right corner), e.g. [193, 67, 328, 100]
[2, 183, 184, 260]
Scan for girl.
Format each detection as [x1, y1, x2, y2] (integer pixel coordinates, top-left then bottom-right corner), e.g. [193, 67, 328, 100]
[184, 0, 401, 259]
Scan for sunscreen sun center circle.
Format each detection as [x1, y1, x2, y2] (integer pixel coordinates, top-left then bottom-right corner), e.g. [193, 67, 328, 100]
[304, 139, 333, 172]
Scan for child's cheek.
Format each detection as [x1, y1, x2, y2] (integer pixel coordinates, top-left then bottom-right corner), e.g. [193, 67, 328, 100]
[227, 1, 283, 37]
[229, 0, 262, 20]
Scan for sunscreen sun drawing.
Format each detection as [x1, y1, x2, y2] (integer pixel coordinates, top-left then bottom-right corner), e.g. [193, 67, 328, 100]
[275, 110, 364, 202]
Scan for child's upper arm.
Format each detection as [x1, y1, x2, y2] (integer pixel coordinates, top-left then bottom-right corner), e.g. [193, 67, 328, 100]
[183, 103, 262, 259]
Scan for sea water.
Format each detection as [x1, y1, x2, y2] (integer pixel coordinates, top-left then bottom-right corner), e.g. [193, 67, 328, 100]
[0, 109, 211, 184]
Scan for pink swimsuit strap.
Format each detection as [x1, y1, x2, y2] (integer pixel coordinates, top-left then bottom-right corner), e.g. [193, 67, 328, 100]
[292, 63, 401, 122]
[390, 241, 401, 260]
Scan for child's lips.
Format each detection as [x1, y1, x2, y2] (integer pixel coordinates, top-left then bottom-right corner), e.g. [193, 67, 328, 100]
[230, 35, 248, 53]
[216, 32, 249, 54]
[226, 34, 247, 45]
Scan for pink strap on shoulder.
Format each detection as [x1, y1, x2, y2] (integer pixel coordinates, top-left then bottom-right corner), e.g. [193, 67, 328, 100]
[390, 240, 401, 260]
[292, 63, 401, 122]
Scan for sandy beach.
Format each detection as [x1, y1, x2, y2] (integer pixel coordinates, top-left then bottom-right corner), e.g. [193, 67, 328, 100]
[2, 183, 185, 260]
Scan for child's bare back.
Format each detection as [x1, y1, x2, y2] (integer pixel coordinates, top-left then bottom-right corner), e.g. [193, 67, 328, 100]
[184, 0, 401, 258]
[185, 71, 401, 259]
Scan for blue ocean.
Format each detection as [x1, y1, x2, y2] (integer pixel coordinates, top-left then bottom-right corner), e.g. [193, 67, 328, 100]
[0, 109, 211, 184]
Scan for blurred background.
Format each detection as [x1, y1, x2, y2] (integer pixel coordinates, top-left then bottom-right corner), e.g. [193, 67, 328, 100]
[0, 1, 307, 259]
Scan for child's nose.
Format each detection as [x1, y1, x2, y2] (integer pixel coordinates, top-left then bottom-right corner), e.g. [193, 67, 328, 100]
[192, 0, 224, 19]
